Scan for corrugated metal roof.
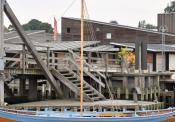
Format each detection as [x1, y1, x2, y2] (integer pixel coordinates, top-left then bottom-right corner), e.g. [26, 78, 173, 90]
[4, 41, 100, 52]
[111, 42, 175, 52]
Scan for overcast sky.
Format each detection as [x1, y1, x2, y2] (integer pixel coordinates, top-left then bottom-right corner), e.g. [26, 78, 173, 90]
[4, 0, 172, 31]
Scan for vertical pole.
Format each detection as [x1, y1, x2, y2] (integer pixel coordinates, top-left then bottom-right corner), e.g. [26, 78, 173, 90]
[47, 47, 50, 68]
[22, 44, 25, 73]
[80, 0, 84, 116]
[0, 0, 4, 106]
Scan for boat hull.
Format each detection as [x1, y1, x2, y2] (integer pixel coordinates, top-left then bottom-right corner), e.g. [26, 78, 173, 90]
[0, 110, 174, 122]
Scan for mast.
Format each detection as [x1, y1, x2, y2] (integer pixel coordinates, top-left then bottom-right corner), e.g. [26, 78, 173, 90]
[80, 0, 84, 116]
[0, 0, 4, 106]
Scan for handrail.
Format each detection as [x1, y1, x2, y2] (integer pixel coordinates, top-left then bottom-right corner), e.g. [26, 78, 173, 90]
[68, 57, 105, 88]
[68, 49, 106, 79]
[68, 49, 113, 99]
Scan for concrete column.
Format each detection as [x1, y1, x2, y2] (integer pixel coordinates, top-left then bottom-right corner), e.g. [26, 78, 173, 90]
[28, 78, 37, 101]
[0, 0, 4, 106]
[19, 78, 26, 96]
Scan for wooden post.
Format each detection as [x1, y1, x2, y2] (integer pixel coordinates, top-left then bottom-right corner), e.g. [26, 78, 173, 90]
[88, 52, 91, 71]
[117, 88, 121, 99]
[125, 88, 129, 100]
[0, 0, 4, 106]
[47, 47, 50, 68]
[80, 0, 84, 116]
[145, 88, 148, 101]
[19, 78, 26, 96]
[22, 44, 26, 73]
[105, 53, 108, 73]
[150, 88, 153, 101]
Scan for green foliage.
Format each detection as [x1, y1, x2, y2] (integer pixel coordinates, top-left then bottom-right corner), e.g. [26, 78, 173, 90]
[117, 48, 135, 65]
[164, 1, 175, 13]
[23, 19, 53, 33]
[8, 19, 53, 33]
[118, 48, 130, 58]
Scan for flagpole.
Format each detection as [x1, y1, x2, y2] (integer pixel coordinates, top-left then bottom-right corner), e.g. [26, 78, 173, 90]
[80, 0, 84, 116]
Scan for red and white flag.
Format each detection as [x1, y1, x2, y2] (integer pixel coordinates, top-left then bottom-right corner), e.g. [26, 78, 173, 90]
[54, 17, 58, 41]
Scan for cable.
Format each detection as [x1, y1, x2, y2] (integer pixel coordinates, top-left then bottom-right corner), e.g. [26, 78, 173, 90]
[61, 0, 77, 17]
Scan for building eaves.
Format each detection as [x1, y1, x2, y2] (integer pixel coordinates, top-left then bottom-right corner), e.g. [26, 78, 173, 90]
[110, 42, 175, 52]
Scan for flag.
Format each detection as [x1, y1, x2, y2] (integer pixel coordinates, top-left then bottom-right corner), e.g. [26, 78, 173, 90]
[54, 17, 58, 41]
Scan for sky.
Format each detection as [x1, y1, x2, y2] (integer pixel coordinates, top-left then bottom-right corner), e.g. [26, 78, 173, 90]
[4, 0, 172, 31]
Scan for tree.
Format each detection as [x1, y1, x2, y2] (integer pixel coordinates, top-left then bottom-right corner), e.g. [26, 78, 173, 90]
[23, 19, 53, 33]
[164, 1, 175, 13]
[138, 20, 157, 29]
[138, 20, 146, 28]
[110, 20, 118, 24]
[8, 19, 53, 33]
[117, 48, 135, 73]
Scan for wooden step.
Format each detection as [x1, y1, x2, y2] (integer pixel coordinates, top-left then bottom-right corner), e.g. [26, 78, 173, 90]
[71, 80, 80, 83]
[91, 96, 103, 101]
[67, 77, 77, 80]
[84, 89, 93, 92]
[59, 71, 70, 74]
[87, 93, 98, 97]
[62, 73, 74, 77]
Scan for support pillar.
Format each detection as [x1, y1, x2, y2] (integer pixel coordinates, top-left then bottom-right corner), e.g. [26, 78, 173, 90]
[117, 88, 120, 99]
[19, 78, 26, 96]
[133, 91, 138, 103]
[145, 88, 148, 101]
[28, 78, 37, 101]
[47, 82, 52, 99]
[42, 84, 46, 100]
[141, 89, 144, 101]
[125, 88, 129, 100]
[0, 0, 4, 106]
[150, 88, 153, 101]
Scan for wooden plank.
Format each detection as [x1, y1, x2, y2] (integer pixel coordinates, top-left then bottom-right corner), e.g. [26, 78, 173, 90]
[4, 2, 63, 97]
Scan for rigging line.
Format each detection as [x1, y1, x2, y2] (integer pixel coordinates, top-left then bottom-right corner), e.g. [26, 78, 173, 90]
[84, 1, 97, 41]
[61, 0, 77, 17]
[84, 9, 96, 41]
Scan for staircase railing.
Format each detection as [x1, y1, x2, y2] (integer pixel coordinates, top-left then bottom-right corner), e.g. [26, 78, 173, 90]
[68, 49, 113, 99]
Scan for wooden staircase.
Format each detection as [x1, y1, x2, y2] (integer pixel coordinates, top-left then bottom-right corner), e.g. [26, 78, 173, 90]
[51, 68, 105, 101]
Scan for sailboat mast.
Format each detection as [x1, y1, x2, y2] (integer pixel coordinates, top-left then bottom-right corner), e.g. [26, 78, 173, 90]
[0, 0, 4, 106]
[80, 0, 84, 116]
